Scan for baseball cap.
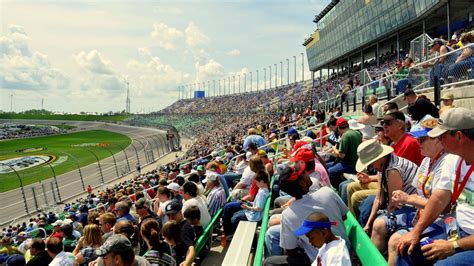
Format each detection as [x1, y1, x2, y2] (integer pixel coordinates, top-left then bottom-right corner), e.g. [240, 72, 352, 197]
[167, 182, 180, 192]
[165, 200, 182, 215]
[204, 171, 219, 183]
[429, 38, 445, 47]
[96, 234, 132, 257]
[336, 117, 348, 128]
[428, 107, 474, 138]
[288, 127, 298, 135]
[196, 165, 205, 171]
[51, 220, 65, 227]
[294, 220, 338, 236]
[409, 115, 437, 138]
[440, 93, 454, 100]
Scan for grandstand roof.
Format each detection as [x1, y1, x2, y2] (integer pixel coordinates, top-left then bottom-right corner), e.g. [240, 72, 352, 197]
[313, 0, 339, 24]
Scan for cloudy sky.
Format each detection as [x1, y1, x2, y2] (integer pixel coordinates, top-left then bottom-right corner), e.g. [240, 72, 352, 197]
[1, 0, 329, 113]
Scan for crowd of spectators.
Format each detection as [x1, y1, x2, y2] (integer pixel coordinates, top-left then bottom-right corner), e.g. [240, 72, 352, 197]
[0, 124, 62, 140]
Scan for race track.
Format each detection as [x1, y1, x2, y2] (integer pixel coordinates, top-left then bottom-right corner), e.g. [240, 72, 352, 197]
[0, 120, 171, 225]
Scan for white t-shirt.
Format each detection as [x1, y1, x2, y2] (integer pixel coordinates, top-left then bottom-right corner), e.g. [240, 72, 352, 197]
[159, 199, 171, 225]
[50, 251, 75, 266]
[411, 153, 453, 198]
[240, 166, 255, 187]
[313, 237, 351, 266]
[437, 155, 474, 234]
[280, 187, 350, 261]
[182, 196, 211, 228]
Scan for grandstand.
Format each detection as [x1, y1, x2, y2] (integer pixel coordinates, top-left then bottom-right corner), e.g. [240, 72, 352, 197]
[2, 1, 474, 266]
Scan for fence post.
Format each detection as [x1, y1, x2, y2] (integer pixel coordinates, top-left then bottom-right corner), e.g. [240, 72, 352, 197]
[31, 187, 39, 210]
[36, 157, 61, 202]
[130, 143, 141, 166]
[41, 181, 48, 207]
[0, 163, 28, 214]
[434, 76, 440, 108]
[61, 152, 85, 191]
[102, 147, 120, 180]
[113, 143, 131, 173]
[134, 138, 148, 164]
[83, 148, 105, 185]
[50, 181, 58, 203]
[353, 92, 356, 112]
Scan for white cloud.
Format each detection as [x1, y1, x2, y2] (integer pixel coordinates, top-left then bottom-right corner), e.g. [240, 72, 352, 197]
[138, 47, 152, 57]
[150, 22, 183, 50]
[195, 59, 225, 82]
[0, 24, 69, 91]
[226, 49, 241, 57]
[74, 50, 115, 75]
[184, 21, 209, 48]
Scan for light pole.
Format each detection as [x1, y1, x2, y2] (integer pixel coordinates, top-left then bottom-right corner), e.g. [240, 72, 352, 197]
[287, 58, 290, 85]
[250, 72, 253, 92]
[213, 80, 216, 97]
[256, 70, 259, 91]
[228, 77, 231, 94]
[293, 55, 297, 84]
[274, 64, 277, 88]
[238, 74, 241, 94]
[219, 79, 221, 96]
[280, 61, 283, 87]
[269, 65, 272, 88]
[233, 76, 235, 94]
[301, 52, 304, 81]
[264, 68, 266, 90]
[244, 73, 246, 93]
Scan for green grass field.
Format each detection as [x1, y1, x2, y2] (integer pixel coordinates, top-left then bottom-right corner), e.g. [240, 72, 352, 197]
[0, 113, 128, 121]
[0, 130, 131, 192]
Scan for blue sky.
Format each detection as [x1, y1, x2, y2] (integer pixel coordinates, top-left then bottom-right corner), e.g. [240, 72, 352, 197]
[1, 0, 330, 113]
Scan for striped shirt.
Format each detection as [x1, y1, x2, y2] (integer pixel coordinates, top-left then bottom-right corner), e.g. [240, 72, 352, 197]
[207, 186, 227, 217]
[380, 154, 418, 208]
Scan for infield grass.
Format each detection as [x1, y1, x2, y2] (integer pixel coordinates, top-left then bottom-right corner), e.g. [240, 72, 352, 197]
[0, 130, 131, 192]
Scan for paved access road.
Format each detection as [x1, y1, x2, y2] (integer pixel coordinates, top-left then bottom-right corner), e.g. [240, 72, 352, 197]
[0, 120, 172, 225]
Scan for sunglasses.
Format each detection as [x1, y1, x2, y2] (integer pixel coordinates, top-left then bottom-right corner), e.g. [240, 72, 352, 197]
[417, 137, 431, 144]
[381, 119, 395, 126]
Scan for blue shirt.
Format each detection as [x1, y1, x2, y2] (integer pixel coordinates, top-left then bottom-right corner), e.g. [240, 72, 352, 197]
[117, 213, 136, 223]
[245, 187, 269, 222]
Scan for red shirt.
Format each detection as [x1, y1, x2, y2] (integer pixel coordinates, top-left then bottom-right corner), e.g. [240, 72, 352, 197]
[248, 180, 259, 198]
[392, 133, 424, 166]
[316, 126, 328, 146]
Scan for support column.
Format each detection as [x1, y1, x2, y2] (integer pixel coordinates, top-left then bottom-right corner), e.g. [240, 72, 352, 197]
[376, 42, 380, 67]
[447, 0, 451, 39]
[396, 31, 400, 62]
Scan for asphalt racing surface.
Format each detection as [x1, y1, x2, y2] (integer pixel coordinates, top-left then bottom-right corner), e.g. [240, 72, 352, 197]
[0, 120, 169, 225]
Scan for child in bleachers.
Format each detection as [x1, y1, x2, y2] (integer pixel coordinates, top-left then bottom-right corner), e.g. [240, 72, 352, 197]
[294, 212, 351, 266]
[183, 205, 209, 259]
[222, 170, 269, 238]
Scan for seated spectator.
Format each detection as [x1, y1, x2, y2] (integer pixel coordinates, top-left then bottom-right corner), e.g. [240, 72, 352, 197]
[61, 223, 78, 252]
[97, 212, 116, 242]
[439, 92, 455, 114]
[294, 212, 351, 266]
[356, 139, 418, 252]
[47, 237, 75, 266]
[222, 170, 269, 238]
[162, 221, 193, 266]
[153, 187, 172, 225]
[397, 107, 474, 265]
[383, 111, 424, 166]
[447, 33, 474, 81]
[385, 115, 455, 265]
[114, 220, 140, 256]
[205, 171, 227, 217]
[183, 206, 209, 259]
[73, 224, 102, 266]
[26, 238, 52, 266]
[422, 38, 458, 86]
[0, 236, 22, 263]
[167, 182, 183, 203]
[404, 89, 439, 121]
[231, 155, 262, 200]
[95, 234, 140, 266]
[165, 200, 196, 263]
[115, 201, 136, 223]
[327, 117, 362, 188]
[182, 182, 211, 228]
[264, 160, 349, 264]
[357, 104, 378, 140]
[140, 218, 175, 265]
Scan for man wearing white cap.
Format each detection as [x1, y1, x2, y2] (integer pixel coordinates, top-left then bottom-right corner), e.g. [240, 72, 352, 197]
[397, 107, 474, 265]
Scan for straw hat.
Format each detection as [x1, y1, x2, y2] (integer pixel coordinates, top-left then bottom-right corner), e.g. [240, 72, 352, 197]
[356, 139, 393, 172]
